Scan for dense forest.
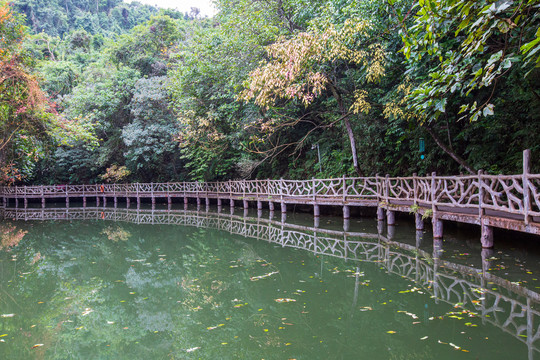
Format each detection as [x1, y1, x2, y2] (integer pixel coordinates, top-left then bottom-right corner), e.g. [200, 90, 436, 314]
[0, 0, 539, 185]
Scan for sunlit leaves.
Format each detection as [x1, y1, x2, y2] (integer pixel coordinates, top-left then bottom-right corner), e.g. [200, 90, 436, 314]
[240, 18, 386, 110]
[402, 0, 540, 122]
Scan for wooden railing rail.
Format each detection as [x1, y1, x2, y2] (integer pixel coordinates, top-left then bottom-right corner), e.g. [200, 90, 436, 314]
[1, 174, 539, 218]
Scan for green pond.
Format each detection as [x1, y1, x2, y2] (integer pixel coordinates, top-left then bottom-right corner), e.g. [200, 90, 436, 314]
[1, 205, 540, 359]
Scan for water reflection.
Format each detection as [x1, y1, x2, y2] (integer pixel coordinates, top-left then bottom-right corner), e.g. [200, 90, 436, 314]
[1, 207, 540, 359]
[0, 223, 27, 251]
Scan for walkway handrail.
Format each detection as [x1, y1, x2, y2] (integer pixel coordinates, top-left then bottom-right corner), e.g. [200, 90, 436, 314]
[1, 172, 539, 219]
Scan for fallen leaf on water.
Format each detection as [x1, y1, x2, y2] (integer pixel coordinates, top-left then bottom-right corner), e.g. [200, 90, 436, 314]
[31, 344, 44, 349]
[0, 334, 7, 337]
[186, 347, 200, 352]
[1, 314, 15, 318]
[82, 308, 93, 316]
[250, 271, 279, 281]
[420, 336, 428, 340]
[386, 331, 396, 334]
[275, 298, 296, 303]
[207, 324, 225, 330]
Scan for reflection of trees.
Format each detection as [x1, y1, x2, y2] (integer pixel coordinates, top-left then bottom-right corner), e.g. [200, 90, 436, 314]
[0, 223, 27, 250]
[101, 224, 131, 242]
[0, 207, 538, 358]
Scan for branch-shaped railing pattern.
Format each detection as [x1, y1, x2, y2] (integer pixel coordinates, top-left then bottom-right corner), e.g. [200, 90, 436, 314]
[1, 173, 540, 222]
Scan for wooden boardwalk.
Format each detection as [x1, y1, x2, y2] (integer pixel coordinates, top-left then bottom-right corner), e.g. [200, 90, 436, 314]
[1, 150, 539, 246]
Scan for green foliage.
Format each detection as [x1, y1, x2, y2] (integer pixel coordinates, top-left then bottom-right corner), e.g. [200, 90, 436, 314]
[13, 0, 163, 37]
[5, 0, 540, 184]
[402, 0, 540, 123]
[122, 76, 183, 181]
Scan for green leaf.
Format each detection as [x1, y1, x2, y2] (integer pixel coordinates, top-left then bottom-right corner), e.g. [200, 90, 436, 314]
[483, 103, 494, 116]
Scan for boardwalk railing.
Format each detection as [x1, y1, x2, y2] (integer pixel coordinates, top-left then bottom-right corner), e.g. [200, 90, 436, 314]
[1, 174, 539, 216]
[2, 175, 539, 217]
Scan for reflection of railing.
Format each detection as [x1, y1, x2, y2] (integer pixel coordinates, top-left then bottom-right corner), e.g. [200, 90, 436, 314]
[1, 206, 539, 357]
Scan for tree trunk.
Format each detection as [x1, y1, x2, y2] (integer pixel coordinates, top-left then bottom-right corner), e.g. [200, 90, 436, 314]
[425, 126, 475, 174]
[344, 117, 362, 176]
[329, 84, 362, 176]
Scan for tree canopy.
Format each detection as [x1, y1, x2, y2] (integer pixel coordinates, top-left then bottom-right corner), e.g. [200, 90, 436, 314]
[1, 0, 539, 185]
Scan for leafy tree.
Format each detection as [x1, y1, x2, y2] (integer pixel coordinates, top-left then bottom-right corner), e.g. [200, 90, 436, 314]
[401, 0, 540, 173]
[13, 0, 164, 37]
[122, 76, 183, 181]
[0, 1, 94, 184]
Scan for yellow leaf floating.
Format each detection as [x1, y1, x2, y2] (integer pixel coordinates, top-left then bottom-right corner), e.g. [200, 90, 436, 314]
[386, 331, 396, 334]
[207, 324, 225, 330]
[250, 271, 279, 281]
[275, 298, 296, 303]
[32, 344, 44, 349]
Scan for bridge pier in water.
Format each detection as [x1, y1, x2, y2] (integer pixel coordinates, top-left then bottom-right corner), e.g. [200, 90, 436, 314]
[432, 217, 443, 239]
[481, 222, 494, 248]
[343, 205, 350, 219]
[415, 213, 424, 230]
[387, 210, 395, 225]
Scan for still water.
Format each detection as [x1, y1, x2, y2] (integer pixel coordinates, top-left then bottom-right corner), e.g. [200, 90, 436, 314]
[1, 205, 540, 359]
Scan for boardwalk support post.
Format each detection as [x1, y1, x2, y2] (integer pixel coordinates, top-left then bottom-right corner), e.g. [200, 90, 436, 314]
[481, 221, 494, 248]
[433, 217, 443, 239]
[377, 206, 385, 221]
[387, 210, 395, 225]
[343, 205, 350, 219]
[415, 213, 424, 230]
[314, 204, 320, 217]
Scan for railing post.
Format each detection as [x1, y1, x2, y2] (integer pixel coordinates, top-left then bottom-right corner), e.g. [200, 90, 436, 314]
[478, 170, 484, 219]
[413, 173, 418, 205]
[385, 174, 390, 204]
[523, 149, 531, 225]
[342, 175, 346, 203]
[312, 178, 316, 202]
[431, 172, 443, 239]
[280, 178, 286, 213]
[430, 172, 436, 213]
